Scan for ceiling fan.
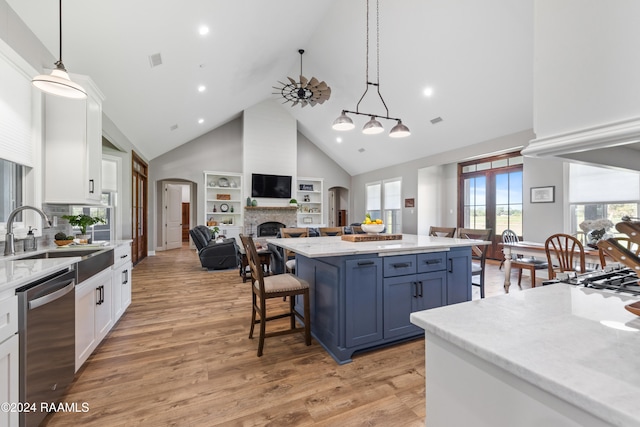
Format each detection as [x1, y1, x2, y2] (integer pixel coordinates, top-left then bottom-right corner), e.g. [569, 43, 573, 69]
[273, 49, 331, 107]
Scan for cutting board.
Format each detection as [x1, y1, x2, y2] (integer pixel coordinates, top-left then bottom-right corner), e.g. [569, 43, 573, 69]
[341, 234, 402, 242]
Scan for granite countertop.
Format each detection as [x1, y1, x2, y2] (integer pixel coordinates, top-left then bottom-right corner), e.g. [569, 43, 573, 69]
[266, 234, 488, 258]
[410, 284, 640, 427]
[0, 240, 132, 294]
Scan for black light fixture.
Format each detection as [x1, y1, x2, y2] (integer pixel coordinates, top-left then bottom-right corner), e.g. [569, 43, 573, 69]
[31, 0, 86, 99]
[332, 0, 410, 138]
[273, 49, 331, 107]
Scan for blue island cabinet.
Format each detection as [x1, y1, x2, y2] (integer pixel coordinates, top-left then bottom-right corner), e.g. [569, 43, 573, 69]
[295, 246, 472, 364]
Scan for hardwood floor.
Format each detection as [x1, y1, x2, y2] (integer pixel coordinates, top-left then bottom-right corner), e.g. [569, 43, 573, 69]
[44, 246, 539, 426]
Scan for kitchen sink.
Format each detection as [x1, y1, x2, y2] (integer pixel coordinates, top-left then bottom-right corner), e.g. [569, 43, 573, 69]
[20, 248, 114, 283]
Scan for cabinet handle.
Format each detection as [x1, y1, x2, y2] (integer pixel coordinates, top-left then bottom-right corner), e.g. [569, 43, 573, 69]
[357, 261, 374, 266]
[122, 269, 129, 285]
[425, 259, 442, 265]
[412, 281, 417, 298]
[392, 262, 410, 268]
[89, 179, 95, 194]
[418, 281, 424, 297]
[448, 259, 453, 273]
[120, 254, 129, 259]
[96, 286, 102, 305]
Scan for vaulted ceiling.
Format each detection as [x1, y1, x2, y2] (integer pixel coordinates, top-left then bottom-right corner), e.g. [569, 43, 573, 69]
[7, 0, 534, 175]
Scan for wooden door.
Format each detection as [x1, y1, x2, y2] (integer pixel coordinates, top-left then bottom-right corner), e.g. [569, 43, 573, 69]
[182, 203, 190, 242]
[132, 152, 148, 265]
[164, 183, 182, 250]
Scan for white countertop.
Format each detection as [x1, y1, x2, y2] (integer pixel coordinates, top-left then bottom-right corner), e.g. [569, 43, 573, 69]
[410, 284, 640, 427]
[266, 234, 488, 258]
[0, 240, 132, 295]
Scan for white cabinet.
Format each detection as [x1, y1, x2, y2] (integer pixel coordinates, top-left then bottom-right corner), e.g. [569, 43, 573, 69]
[0, 294, 18, 427]
[296, 177, 324, 226]
[204, 172, 243, 241]
[44, 75, 105, 204]
[75, 268, 112, 371]
[112, 243, 132, 323]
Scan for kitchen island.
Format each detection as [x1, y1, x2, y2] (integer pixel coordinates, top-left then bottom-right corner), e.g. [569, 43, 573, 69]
[266, 234, 485, 364]
[410, 284, 640, 427]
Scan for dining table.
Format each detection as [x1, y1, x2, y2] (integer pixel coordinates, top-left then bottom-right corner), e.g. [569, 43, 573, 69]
[500, 240, 602, 292]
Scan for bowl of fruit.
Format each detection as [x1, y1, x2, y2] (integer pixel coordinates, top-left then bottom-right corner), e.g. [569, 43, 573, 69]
[54, 232, 75, 247]
[361, 215, 385, 234]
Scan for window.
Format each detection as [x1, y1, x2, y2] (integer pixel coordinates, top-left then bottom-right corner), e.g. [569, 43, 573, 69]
[569, 163, 640, 236]
[69, 193, 114, 241]
[0, 158, 24, 225]
[459, 152, 523, 259]
[365, 178, 402, 233]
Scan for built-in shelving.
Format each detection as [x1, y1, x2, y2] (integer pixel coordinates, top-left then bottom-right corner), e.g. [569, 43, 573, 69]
[204, 171, 243, 241]
[296, 177, 324, 226]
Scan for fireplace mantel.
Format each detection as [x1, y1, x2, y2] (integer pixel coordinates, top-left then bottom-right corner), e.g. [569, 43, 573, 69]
[244, 206, 298, 211]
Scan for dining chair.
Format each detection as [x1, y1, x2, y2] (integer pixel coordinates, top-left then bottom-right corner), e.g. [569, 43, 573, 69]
[239, 234, 311, 357]
[280, 227, 309, 273]
[319, 226, 344, 236]
[544, 233, 586, 278]
[501, 229, 548, 288]
[428, 226, 456, 238]
[457, 228, 493, 298]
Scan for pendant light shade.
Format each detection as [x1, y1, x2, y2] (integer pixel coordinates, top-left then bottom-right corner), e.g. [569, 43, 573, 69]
[332, 111, 355, 131]
[32, 62, 86, 99]
[362, 116, 384, 134]
[32, 0, 86, 99]
[389, 120, 411, 138]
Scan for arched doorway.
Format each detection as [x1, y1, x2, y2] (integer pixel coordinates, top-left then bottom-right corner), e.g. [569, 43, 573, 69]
[328, 186, 350, 227]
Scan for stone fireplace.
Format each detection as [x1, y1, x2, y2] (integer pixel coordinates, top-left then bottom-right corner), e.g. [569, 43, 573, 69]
[244, 206, 297, 236]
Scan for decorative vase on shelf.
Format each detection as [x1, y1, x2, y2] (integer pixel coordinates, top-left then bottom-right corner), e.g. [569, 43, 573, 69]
[246, 197, 252, 207]
[251, 199, 258, 207]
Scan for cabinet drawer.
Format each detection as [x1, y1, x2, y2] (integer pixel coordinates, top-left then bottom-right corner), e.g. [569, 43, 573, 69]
[383, 255, 417, 277]
[417, 252, 447, 273]
[0, 295, 18, 344]
[113, 244, 131, 267]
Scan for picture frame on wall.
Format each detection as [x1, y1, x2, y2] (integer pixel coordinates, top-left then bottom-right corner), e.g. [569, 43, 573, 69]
[530, 186, 555, 203]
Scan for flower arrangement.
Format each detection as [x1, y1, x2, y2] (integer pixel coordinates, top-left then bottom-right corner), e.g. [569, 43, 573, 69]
[579, 219, 614, 234]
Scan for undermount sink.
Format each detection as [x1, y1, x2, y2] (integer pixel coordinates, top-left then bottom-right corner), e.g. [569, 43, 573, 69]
[19, 249, 104, 259]
[19, 248, 114, 283]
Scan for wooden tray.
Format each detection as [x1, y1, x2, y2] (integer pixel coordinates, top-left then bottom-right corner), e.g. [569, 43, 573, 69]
[625, 301, 640, 317]
[341, 234, 402, 242]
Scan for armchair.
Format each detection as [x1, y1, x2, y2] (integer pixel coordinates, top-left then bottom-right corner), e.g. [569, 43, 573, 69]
[189, 225, 240, 270]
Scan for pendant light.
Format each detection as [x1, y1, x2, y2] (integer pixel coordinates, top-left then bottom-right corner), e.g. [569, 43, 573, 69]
[31, 0, 86, 99]
[332, 0, 410, 138]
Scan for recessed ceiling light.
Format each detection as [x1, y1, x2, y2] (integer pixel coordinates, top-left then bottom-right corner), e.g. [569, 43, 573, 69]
[336, 137, 342, 143]
[199, 26, 209, 36]
[198, 118, 204, 124]
[198, 85, 206, 92]
[423, 87, 434, 97]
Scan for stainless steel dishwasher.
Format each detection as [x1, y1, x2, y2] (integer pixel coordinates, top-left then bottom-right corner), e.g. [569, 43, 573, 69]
[16, 269, 76, 427]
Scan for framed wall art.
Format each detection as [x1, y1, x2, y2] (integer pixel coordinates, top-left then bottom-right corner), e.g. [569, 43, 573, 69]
[530, 186, 555, 203]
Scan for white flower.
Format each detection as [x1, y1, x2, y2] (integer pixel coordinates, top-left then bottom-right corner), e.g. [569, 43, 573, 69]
[579, 219, 614, 233]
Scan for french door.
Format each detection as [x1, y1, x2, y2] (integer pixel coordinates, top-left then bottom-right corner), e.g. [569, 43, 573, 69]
[459, 154, 523, 259]
[132, 151, 148, 265]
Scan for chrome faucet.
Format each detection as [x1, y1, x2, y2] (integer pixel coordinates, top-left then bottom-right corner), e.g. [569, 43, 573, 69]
[4, 206, 52, 256]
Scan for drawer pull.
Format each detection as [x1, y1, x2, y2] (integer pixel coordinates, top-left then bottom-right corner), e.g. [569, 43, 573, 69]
[392, 262, 410, 268]
[357, 261, 375, 266]
[425, 259, 442, 265]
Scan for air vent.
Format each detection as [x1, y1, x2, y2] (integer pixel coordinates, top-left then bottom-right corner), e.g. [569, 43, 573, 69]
[170, 124, 178, 131]
[430, 117, 443, 125]
[358, 148, 365, 153]
[149, 53, 163, 68]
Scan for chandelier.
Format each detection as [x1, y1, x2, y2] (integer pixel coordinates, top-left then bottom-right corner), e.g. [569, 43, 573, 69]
[31, 0, 86, 99]
[274, 49, 331, 107]
[332, 0, 410, 138]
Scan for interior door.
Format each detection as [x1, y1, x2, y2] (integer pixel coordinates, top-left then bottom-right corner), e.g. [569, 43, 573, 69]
[132, 152, 148, 265]
[164, 183, 182, 250]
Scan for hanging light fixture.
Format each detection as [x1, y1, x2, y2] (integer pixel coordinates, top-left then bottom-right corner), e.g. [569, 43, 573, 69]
[332, 0, 410, 138]
[31, 0, 86, 99]
[273, 49, 331, 107]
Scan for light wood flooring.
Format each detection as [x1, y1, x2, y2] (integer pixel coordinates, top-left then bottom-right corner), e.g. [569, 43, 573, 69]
[44, 246, 538, 426]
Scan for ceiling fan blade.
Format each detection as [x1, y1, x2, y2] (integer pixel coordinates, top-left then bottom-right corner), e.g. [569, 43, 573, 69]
[299, 75, 308, 87]
[287, 76, 297, 86]
[316, 81, 328, 91]
[309, 99, 317, 106]
[307, 77, 319, 88]
[291, 100, 299, 107]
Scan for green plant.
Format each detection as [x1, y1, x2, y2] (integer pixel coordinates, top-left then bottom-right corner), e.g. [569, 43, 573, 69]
[210, 226, 220, 238]
[289, 198, 298, 204]
[62, 214, 106, 235]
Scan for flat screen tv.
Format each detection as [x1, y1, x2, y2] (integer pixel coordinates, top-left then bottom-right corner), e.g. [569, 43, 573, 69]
[251, 173, 292, 199]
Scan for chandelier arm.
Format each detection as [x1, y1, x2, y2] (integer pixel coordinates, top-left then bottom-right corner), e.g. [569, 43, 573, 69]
[342, 109, 401, 123]
[58, 0, 63, 63]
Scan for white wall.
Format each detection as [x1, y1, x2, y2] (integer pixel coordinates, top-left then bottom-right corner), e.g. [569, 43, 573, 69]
[534, 0, 640, 139]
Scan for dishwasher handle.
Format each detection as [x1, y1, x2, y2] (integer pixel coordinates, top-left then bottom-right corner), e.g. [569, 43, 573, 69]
[28, 281, 75, 310]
